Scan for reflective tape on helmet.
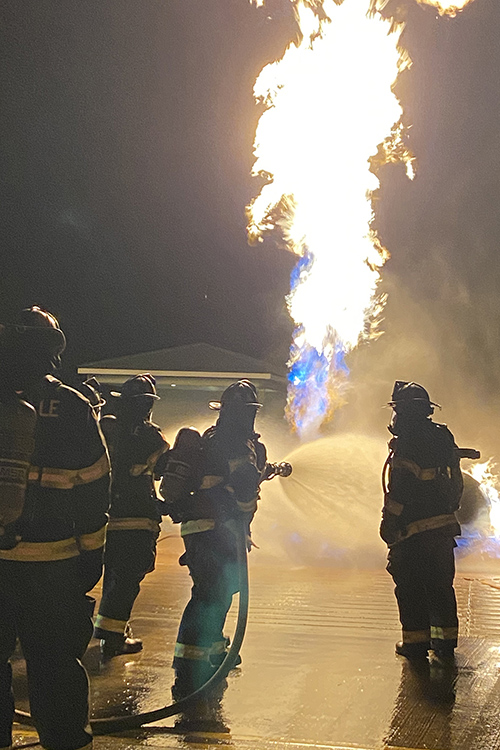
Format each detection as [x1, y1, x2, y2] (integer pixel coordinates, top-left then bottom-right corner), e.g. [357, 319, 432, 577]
[94, 614, 127, 634]
[0, 536, 79, 561]
[174, 642, 211, 661]
[402, 629, 431, 644]
[77, 525, 107, 551]
[180, 519, 215, 536]
[107, 517, 160, 533]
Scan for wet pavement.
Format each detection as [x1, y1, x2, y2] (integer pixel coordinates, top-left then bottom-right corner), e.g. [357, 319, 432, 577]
[11, 532, 500, 750]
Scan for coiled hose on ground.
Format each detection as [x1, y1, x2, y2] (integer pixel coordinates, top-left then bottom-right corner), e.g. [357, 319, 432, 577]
[14, 522, 249, 734]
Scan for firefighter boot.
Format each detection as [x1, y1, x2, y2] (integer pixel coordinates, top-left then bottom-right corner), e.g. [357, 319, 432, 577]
[172, 658, 216, 702]
[395, 641, 430, 660]
[431, 636, 456, 661]
[99, 632, 143, 661]
[209, 637, 242, 669]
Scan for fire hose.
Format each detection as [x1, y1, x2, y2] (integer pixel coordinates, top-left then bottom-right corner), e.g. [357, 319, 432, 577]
[14, 462, 292, 735]
[13, 521, 249, 734]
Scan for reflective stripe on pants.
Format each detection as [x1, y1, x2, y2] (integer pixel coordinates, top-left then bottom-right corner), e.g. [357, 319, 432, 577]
[387, 531, 458, 649]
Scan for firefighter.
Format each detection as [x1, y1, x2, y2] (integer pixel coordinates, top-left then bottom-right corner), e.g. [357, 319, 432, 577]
[168, 380, 266, 701]
[380, 381, 464, 660]
[93, 374, 169, 660]
[0, 306, 110, 750]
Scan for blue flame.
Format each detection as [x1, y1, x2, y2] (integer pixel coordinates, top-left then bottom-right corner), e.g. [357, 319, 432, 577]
[290, 250, 313, 291]
[287, 254, 351, 435]
[456, 524, 500, 559]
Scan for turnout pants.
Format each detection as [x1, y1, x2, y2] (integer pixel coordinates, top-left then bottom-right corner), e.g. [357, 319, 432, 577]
[0, 557, 93, 750]
[173, 526, 239, 698]
[94, 529, 157, 641]
[387, 530, 459, 652]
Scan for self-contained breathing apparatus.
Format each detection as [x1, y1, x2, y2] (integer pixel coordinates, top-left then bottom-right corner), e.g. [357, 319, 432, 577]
[381, 380, 480, 547]
[159, 427, 205, 522]
[0, 310, 66, 549]
[159, 380, 292, 522]
[0, 395, 36, 550]
[159, 427, 293, 523]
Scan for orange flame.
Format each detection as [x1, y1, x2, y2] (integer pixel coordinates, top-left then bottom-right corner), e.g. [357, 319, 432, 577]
[465, 460, 500, 539]
[248, 0, 476, 434]
[416, 0, 476, 15]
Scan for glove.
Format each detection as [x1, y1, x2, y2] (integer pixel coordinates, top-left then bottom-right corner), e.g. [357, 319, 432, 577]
[379, 511, 402, 547]
[0, 523, 21, 550]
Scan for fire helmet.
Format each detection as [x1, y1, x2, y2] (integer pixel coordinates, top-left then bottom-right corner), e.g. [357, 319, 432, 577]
[6, 306, 66, 369]
[79, 377, 106, 409]
[110, 373, 160, 400]
[209, 380, 262, 411]
[388, 380, 440, 415]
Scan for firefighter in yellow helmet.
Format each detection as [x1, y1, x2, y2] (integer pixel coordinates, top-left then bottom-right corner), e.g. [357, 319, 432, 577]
[93, 374, 169, 660]
[380, 381, 463, 660]
[0, 306, 110, 750]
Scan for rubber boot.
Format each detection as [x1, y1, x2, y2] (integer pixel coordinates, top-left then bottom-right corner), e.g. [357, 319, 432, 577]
[395, 641, 430, 660]
[99, 632, 143, 661]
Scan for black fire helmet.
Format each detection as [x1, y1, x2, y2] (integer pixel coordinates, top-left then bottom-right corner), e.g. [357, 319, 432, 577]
[208, 380, 262, 411]
[110, 373, 160, 400]
[388, 380, 440, 414]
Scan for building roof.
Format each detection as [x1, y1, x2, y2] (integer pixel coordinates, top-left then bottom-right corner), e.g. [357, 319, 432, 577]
[78, 342, 287, 388]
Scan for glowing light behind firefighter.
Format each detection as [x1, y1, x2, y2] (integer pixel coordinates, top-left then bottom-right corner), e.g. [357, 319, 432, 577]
[416, 0, 475, 14]
[247, 1, 411, 433]
[466, 461, 500, 539]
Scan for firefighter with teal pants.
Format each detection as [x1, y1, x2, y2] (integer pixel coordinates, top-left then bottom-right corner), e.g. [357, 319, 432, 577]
[163, 380, 273, 700]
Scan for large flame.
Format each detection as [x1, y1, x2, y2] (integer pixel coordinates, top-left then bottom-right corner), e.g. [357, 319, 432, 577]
[248, 0, 475, 436]
[465, 460, 500, 539]
[416, 0, 475, 15]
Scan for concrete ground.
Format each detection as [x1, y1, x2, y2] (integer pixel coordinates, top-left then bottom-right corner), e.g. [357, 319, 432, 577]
[11, 533, 500, 750]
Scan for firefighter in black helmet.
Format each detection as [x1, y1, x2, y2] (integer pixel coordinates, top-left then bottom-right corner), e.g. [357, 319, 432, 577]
[0, 306, 110, 750]
[93, 374, 169, 660]
[380, 381, 463, 660]
[169, 380, 267, 701]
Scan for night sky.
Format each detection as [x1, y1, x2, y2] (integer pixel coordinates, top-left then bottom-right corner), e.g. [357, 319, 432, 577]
[1, 0, 500, 441]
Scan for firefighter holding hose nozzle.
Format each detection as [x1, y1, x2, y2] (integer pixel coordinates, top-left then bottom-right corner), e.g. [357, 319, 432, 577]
[159, 379, 291, 708]
[380, 380, 479, 661]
